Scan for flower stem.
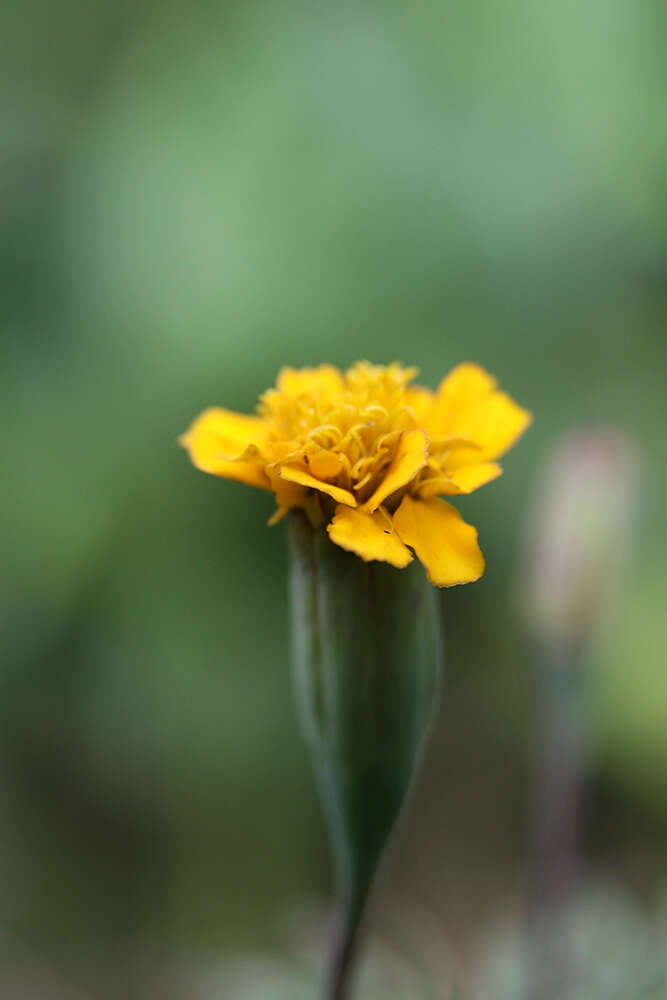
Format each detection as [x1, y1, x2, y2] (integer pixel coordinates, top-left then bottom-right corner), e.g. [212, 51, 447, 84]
[326, 890, 366, 1000]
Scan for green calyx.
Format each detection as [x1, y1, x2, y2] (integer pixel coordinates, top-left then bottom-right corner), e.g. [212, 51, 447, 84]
[288, 511, 441, 999]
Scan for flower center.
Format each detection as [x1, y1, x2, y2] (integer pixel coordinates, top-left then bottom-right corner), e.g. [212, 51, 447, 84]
[259, 362, 421, 501]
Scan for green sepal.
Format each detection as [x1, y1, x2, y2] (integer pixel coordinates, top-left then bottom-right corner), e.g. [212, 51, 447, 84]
[288, 511, 441, 997]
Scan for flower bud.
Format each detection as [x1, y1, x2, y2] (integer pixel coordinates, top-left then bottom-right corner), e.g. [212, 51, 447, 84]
[520, 431, 637, 650]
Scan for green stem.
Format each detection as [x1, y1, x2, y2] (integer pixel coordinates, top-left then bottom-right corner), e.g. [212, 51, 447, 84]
[326, 890, 366, 1000]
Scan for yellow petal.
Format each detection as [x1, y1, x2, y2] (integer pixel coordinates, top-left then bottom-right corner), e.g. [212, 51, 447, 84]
[427, 363, 498, 433]
[417, 476, 462, 498]
[179, 408, 270, 488]
[454, 392, 532, 460]
[266, 469, 306, 523]
[427, 435, 483, 468]
[426, 364, 531, 460]
[393, 495, 485, 587]
[180, 407, 268, 458]
[277, 364, 344, 398]
[365, 429, 428, 512]
[439, 462, 503, 494]
[405, 385, 435, 424]
[307, 448, 344, 480]
[269, 439, 306, 461]
[267, 505, 293, 526]
[327, 506, 413, 568]
[280, 464, 357, 507]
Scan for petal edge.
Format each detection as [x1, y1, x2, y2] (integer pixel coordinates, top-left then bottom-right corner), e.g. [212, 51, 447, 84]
[280, 464, 357, 507]
[393, 495, 485, 587]
[365, 429, 428, 512]
[327, 506, 413, 568]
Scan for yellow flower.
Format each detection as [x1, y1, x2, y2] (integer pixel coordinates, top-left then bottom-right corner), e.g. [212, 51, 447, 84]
[180, 361, 531, 586]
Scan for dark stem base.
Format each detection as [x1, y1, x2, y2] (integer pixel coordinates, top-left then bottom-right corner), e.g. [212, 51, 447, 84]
[326, 894, 366, 1000]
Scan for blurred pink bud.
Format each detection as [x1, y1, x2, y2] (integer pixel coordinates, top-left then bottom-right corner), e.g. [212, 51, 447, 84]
[520, 431, 638, 648]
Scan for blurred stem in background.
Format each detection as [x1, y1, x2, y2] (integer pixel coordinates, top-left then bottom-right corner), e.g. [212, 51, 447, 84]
[288, 512, 440, 999]
[525, 635, 586, 998]
[519, 431, 638, 999]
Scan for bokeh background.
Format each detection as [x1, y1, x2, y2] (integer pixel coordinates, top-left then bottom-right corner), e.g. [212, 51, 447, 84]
[2, 1, 665, 997]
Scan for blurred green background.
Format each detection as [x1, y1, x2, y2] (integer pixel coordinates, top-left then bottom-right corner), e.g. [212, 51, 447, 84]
[2, 0, 665, 996]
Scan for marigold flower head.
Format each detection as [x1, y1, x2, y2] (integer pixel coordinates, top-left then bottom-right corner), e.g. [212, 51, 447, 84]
[180, 361, 531, 586]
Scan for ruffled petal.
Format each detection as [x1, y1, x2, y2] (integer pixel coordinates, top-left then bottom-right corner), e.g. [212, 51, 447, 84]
[393, 495, 485, 587]
[426, 364, 531, 460]
[179, 408, 270, 488]
[280, 464, 357, 507]
[327, 506, 413, 568]
[365, 429, 428, 512]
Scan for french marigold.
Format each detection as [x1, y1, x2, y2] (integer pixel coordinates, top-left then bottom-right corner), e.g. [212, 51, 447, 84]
[180, 361, 531, 586]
